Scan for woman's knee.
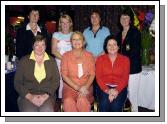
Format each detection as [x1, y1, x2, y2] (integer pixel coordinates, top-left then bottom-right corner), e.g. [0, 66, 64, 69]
[63, 97, 77, 111]
[39, 97, 55, 112]
[77, 96, 91, 112]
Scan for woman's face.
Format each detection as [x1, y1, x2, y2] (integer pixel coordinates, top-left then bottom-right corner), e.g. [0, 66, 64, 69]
[28, 10, 39, 23]
[120, 15, 131, 28]
[71, 34, 84, 50]
[33, 40, 46, 56]
[90, 13, 101, 27]
[107, 39, 119, 55]
[60, 18, 71, 32]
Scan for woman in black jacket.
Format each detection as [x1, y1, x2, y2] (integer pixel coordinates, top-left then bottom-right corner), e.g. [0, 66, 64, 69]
[116, 9, 142, 112]
[16, 6, 51, 60]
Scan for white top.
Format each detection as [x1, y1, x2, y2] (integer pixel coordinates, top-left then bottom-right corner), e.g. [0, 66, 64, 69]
[52, 32, 72, 55]
[26, 23, 41, 36]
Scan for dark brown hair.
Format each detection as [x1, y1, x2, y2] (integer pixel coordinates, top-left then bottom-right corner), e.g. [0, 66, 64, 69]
[32, 34, 46, 46]
[103, 34, 118, 54]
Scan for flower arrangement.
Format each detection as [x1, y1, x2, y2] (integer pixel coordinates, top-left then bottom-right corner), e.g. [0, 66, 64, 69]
[149, 18, 155, 37]
[132, 8, 154, 46]
[133, 9, 154, 47]
[132, 7, 155, 65]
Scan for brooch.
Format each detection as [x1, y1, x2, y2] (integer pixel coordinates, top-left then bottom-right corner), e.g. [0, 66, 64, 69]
[126, 44, 130, 51]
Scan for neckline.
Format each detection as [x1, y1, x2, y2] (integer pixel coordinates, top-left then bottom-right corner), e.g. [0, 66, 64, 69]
[60, 31, 71, 35]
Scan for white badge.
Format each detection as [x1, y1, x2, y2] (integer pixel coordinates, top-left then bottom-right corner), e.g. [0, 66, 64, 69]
[78, 63, 83, 78]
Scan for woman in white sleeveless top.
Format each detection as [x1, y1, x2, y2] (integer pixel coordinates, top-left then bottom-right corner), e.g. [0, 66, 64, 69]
[51, 14, 73, 98]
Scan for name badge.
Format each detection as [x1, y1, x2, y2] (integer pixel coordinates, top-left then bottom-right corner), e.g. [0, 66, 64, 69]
[78, 63, 83, 78]
[126, 44, 130, 51]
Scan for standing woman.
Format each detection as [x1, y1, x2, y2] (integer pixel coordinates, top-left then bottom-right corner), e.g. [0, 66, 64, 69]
[14, 35, 60, 112]
[96, 35, 130, 112]
[83, 9, 110, 103]
[16, 6, 50, 60]
[51, 14, 73, 99]
[61, 31, 95, 112]
[116, 9, 142, 112]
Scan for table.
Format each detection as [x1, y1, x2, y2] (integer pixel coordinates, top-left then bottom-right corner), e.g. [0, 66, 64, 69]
[5, 68, 19, 112]
[138, 65, 155, 110]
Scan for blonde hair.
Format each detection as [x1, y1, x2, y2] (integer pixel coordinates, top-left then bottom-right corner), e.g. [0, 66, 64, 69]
[70, 31, 86, 47]
[58, 14, 73, 32]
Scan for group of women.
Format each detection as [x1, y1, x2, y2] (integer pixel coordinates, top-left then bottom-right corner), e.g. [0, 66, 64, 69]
[14, 8, 141, 112]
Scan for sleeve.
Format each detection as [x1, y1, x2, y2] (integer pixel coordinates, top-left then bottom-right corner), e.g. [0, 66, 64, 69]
[61, 53, 69, 76]
[47, 60, 60, 96]
[16, 28, 25, 60]
[14, 58, 29, 97]
[41, 28, 51, 55]
[105, 27, 111, 37]
[52, 32, 59, 39]
[129, 29, 141, 59]
[83, 29, 86, 35]
[116, 57, 130, 93]
[88, 54, 95, 75]
[95, 57, 109, 92]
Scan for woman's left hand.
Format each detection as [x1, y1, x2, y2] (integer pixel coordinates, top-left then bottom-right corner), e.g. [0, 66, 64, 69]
[40, 93, 49, 105]
[79, 86, 89, 96]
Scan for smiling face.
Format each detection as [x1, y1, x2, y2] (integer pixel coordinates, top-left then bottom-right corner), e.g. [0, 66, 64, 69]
[107, 39, 119, 55]
[28, 10, 39, 23]
[60, 17, 72, 33]
[71, 33, 85, 50]
[120, 15, 131, 28]
[33, 40, 46, 56]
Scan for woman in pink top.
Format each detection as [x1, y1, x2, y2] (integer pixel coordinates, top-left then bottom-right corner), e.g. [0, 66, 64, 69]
[61, 31, 95, 112]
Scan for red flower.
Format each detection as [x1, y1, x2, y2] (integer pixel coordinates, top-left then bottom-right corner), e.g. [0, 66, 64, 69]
[137, 11, 145, 22]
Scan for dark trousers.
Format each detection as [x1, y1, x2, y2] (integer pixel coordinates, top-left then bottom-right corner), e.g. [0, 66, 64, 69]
[17, 96, 55, 112]
[93, 78, 101, 102]
[99, 88, 127, 112]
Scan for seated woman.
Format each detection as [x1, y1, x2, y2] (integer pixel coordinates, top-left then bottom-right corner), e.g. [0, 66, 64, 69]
[96, 35, 130, 112]
[61, 31, 95, 112]
[14, 34, 60, 112]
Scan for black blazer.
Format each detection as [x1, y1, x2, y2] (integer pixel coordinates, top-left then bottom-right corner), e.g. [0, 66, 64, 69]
[16, 25, 51, 59]
[116, 26, 142, 74]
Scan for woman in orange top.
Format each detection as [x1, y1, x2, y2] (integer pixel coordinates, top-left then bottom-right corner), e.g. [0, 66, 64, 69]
[96, 35, 130, 112]
[61, 31, 95, 112]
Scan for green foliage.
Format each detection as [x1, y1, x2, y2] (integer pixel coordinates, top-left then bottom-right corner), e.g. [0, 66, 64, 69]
[141, 29, 152, 49]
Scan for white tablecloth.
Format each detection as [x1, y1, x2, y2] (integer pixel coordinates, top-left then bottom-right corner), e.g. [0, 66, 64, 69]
[138, 65, 155, 110]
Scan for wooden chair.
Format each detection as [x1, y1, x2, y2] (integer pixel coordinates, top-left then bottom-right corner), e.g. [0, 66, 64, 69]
[60, 101, 98, 112]
[91, 98, 131, 112]
[123, 98, 131, 112]
[59, 99, 131, 112]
